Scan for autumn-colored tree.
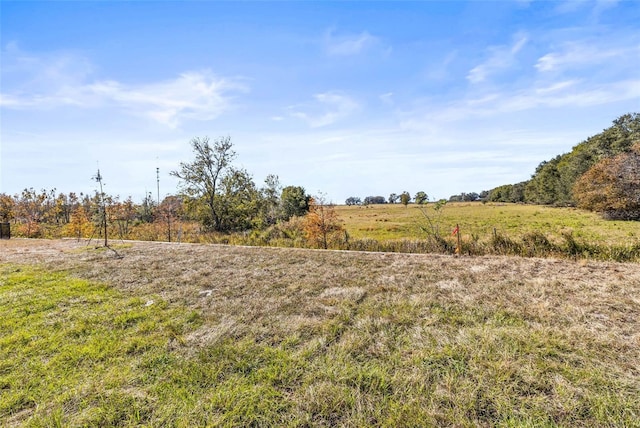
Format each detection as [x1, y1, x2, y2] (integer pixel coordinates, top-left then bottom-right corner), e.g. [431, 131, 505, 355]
[39, 189, 59, 225]
[15, 188, 48, 237]
[54, 192, 74, 224]
[67, 205, 92, 239]
[303, 196, 344, 249]
[573, 144, 640, 220]
[0, 193, 15, 222]
[111, 196, 137, 238]
[156, 195, 184, 242]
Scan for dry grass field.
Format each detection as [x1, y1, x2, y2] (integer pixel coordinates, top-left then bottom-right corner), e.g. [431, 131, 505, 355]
[1, 238, 640, 426]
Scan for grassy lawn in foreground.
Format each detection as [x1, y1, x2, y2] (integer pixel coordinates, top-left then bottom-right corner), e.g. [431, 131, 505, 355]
[2, 247, 639, 427]
[0, 266, 202, 426]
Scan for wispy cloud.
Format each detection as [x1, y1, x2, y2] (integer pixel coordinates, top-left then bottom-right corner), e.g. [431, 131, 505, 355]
[379, 92, 394, 105]
[323, 28, 382, 56]
[467, 32, 528, 83]
[553, 0, 591, 14]
[289, 92, 358, 127]
[0, 46, 246, 128]
[536, 41, 639, 73]
[87, 72, 246, 128]
[554, 0, 619, 17]
[401, 78, 640, 129]
[534, 80, 579, 94]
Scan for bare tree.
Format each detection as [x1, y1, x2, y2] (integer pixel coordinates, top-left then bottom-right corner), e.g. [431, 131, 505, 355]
[303, 194, 344, 249]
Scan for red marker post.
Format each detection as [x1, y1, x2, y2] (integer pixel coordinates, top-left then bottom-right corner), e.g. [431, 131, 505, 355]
[452, 224, 461, 255]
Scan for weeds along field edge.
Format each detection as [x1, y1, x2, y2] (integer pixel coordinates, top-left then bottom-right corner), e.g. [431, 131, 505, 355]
[1, 239, 640, 426]
[8, 202, 640, 262]
[335, 203, 640, 261]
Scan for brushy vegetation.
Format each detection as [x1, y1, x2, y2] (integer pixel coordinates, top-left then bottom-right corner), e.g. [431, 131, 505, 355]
[7, 201, 640, 262]
[1, 239, 639, 426]
[231, 202, 640, 262]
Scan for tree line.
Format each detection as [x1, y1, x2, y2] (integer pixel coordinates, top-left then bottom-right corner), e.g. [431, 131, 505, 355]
[401, 112, 639, 221]
[0, 136, 346, 248]
[463, 113, 640, 220]
[345, 191, 430, 206]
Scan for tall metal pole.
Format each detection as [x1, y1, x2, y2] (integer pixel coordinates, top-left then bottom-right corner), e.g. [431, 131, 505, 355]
[156, 166, 160, 206]
[95, 168, 107, 247]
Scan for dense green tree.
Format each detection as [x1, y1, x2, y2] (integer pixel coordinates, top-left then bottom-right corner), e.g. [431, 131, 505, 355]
[414, 191, 428, 204]
[525, 157, 562, 205]
[281, 185, 310, 220]
[508, 183, 526, 203]
[487, 185, 511, 202]
[171, 136, 237, 231]
[487, 182, 527, 203]
[525, 113, 639, 206]
[400, 191, 411, 206]
[259, 174, 283, 226]
[345, 196, 362, 206]
[217, 168, 261, 231]
[364, 196, 386, 205]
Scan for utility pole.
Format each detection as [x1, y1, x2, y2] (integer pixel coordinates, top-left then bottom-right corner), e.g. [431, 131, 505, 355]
[93, 168, 108, 247]
[156, 166, 160, 206]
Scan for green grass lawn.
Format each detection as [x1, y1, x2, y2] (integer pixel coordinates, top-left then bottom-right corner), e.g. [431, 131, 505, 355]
[2, 240, 639, 427]
[0, 266, 202, 426]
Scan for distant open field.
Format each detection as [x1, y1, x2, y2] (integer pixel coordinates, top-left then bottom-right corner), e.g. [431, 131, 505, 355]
[1, 239, 639, 426]
[337, 202, 639, 245]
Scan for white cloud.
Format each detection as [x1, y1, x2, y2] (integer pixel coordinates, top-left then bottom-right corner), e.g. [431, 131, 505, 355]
[323, 29, 381, 56]
[535, 80, 579, 94]
[290, 92, 359, 127]
[554, 0, 620, 16]
[86, 71, 246, 128]
[536, 42, 640, 72]
[401, 78, 640, 129]
[553, 0, 591, 14]
[0, 47, 247, 128]
[467, 32, 528, 83]
[3, 45, 95, 90]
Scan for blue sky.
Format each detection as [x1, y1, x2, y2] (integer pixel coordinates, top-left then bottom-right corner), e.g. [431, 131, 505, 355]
[1, 1, 639, 203]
